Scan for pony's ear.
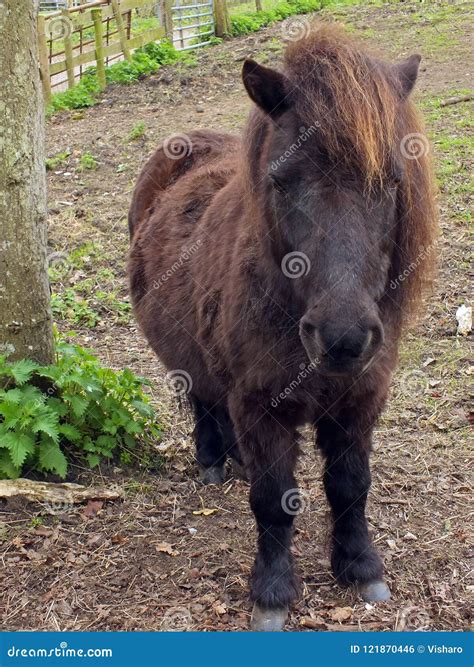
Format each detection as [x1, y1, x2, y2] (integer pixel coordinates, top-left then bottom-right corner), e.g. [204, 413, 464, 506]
[395, 54, 422, 99]
[242, 59, 289, 117]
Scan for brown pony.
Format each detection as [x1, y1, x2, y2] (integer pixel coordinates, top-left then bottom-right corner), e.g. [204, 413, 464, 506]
[128, 25, 437, 631]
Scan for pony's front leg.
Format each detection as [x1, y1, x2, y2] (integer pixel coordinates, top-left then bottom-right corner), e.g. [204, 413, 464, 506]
[317, 415, 390, 602]
[229, 397, 300, 631]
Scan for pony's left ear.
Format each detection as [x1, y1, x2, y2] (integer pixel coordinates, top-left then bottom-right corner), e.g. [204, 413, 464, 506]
[395, 54, 422, 99]
[242, 59, 289, 117]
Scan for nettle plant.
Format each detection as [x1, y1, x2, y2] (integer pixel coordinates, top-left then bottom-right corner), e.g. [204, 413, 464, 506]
[0, 340, 161, 479]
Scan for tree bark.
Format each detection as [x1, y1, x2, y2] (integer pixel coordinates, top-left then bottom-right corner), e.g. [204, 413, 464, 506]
[0, 0, 54, 364]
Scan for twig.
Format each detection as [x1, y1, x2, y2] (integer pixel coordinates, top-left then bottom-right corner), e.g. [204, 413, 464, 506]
[440, 94, 474, 107]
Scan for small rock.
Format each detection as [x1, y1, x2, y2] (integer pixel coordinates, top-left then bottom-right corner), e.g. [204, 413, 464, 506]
[403, 532, 417, 541]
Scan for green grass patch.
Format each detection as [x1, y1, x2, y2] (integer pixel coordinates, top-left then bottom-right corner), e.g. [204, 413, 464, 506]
[229, 0, 326, 35]
[46, 40, 188, 116]
[128, 121, 147, 141]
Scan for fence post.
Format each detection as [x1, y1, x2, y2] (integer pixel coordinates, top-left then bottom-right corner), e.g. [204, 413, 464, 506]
[37, 14, 52, 104]
[111, 0, 131, 60]
[91, 8, 106, 90]
[62, 8, 75, 89]
[214, 0, 230, 37]
[160, 0, 173, 41]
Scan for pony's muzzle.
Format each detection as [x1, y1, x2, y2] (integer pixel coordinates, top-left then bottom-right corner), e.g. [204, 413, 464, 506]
[299, 311, 384, 374]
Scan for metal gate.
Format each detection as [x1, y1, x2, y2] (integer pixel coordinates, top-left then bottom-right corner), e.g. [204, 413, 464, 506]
[171, 0, 214, 51]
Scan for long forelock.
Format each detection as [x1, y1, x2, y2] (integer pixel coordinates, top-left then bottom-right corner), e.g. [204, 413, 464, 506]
[283, 24, 405, 188]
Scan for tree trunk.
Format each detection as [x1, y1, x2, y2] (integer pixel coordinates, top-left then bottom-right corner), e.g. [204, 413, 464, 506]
[0, 0, 54, 364]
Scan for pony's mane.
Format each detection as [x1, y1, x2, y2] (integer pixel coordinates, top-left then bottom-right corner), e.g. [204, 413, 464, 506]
[283, 24, 401, 186]
[242, 23, 437, 324]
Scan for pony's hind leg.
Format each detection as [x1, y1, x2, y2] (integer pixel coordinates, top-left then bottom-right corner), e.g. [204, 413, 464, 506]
[316, 414, 390, 602]
[191, 399, 229, 484]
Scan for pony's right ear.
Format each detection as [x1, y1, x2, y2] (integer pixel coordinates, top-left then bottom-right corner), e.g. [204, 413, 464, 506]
[242, 59, 289, 117]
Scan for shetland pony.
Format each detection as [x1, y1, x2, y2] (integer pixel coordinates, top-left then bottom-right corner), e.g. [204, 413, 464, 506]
[128, 25, 436, 630]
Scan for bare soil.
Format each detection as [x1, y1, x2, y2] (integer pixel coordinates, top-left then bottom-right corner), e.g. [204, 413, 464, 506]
[0, 0, 472, 632]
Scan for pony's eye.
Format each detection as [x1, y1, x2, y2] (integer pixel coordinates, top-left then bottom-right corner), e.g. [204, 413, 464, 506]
[269, 175, 287, 194]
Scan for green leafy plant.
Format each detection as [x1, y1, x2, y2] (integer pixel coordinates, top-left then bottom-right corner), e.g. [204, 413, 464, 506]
[46, 40, 186, 116]
[230, 0, 323, 35]
[0, 340, 161, 479]
[51, 290, 99, 328]
[128, 121, 147, 141]
[79, 152, 99, 171]
[45, 150, 71, 171]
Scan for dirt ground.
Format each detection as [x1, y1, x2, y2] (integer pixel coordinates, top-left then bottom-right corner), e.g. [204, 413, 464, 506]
[0, 0, 472, 632]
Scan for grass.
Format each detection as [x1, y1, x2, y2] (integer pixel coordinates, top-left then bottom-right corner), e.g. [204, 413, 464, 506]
[79, 152, 98, 171]
[229, 0, 325, 35]
[49, 243, 132, 329]
[128, 121, 147, 141]
[46, 40, 189, 116]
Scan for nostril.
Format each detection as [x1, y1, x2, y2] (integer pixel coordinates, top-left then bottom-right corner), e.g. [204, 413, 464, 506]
[300, 318, 316, 337]
[323, 328, 369, 361]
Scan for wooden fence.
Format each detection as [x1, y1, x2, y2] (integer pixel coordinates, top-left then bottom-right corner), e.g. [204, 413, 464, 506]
[38, 0, 268, 103]
[38, 0, 164, 103]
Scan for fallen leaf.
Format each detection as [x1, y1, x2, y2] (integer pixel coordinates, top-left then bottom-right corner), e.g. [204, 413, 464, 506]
[212, 601, 227, 615]
[193, 508, 218, 516]
[300, 616, 328, 629]
[82, 500, 103, 518]
[330, 606, 353, 622]
[155, 541, 179, 556]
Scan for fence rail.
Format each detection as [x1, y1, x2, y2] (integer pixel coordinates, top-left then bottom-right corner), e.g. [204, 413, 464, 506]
[38, 0, 270, 102]
[38, 0, 164, 102]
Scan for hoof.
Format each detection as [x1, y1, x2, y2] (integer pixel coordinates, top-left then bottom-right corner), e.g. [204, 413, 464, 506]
[250, 604, 288, 632]
[199, 464, 225, 485]
[359, 580, 391, 602]
[231, 459, 249, 482]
